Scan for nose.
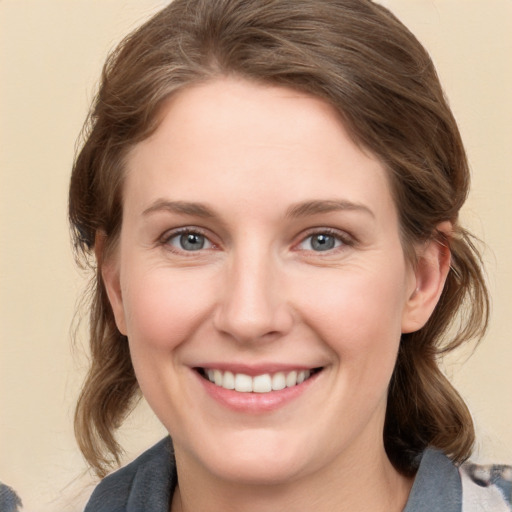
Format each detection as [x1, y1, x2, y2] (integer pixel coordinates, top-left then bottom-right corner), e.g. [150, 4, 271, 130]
[213, 248, 294, 344]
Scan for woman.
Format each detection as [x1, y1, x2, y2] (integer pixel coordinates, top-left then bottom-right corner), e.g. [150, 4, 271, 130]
[69, 0, 510, 510]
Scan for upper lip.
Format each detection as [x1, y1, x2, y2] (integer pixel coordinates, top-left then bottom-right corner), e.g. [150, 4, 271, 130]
[193, 363, 323, 376]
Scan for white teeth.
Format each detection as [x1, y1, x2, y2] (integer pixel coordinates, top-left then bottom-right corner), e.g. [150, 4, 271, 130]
[253, 374, 272, 393]
[271, 372, 286, 391]
[296, 370, 311, 384]
[204, 368, 316, 393]
[223, 371, 235, 390]
[214, 369, 223, 386]
[285, 370, 297, 388]
[235, 373, 253, 392]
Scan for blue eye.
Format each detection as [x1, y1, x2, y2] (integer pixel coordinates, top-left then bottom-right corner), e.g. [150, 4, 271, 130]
[167, 231, 213, 251]
[299, 233, 343, 252]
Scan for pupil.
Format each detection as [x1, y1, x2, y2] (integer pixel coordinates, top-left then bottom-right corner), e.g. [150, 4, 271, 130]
[180, 233, 204, 251]
[312, 234, 335, 251]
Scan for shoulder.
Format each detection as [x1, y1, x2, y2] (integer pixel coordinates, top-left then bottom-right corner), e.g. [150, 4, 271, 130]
[84, 437, 176, 512]
[460, 461, 512, 511]
[404, 448, 512, 512]
[404, 448, 463, 512]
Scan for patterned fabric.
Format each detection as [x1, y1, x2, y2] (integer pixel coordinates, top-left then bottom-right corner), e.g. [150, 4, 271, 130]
[84, 438, 512, 511]
[461, 462, 512, 511]
[0, 482, 23, 512]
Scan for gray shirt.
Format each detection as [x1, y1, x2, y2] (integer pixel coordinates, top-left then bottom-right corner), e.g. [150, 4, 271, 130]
[84, 438, 510, 511]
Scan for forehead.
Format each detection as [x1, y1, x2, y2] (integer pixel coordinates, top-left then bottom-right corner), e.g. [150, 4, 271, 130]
[124, 77, 396, 225]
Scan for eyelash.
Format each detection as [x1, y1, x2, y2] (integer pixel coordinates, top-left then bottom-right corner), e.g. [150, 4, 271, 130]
[294, 228, 354, 254]
[159, 227, 354, 255]
[160, 227, 216, 255]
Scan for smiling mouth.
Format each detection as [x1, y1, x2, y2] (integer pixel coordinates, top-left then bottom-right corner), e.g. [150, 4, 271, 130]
[196, 367, 323, 393]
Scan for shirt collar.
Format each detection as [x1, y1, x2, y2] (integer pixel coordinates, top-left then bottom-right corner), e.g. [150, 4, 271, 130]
[403, 448, 462, 512]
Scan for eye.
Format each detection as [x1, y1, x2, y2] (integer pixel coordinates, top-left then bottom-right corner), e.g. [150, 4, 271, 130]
[297, 231, 346, 252]
[165, 230, 214, 252]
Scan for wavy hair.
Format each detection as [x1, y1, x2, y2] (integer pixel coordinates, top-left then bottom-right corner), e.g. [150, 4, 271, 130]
[69, 0, 489, 478]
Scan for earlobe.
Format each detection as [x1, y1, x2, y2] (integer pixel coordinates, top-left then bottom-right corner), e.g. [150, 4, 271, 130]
[95, 231, 127, 336]
[401, 222, 452, 334]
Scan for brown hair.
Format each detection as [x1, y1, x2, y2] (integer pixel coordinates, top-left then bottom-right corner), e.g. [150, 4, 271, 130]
[69, 0, 489, 478]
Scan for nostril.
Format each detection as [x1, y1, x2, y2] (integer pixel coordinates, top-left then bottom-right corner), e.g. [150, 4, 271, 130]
[212, 303, 295, 345]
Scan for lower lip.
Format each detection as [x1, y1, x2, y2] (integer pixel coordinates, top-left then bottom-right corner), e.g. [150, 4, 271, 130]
[195, 370, 321, 413]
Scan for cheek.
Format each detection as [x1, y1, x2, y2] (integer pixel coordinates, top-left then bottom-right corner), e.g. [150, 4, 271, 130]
[120, 265, 215, 351]
[295, 262, 408, 362]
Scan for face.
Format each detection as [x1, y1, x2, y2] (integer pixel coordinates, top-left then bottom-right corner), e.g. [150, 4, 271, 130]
[104, 78, 443, 486]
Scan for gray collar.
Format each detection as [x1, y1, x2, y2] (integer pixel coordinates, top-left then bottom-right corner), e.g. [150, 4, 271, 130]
[86, 440, 462, 512]
[403, 448, 462, 512]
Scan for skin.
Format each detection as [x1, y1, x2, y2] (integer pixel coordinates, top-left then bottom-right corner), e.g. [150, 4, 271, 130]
[102, 77, 451, 512]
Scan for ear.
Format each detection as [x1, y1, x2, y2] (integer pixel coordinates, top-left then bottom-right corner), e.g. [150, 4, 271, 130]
[401, 222, 452, 334]
[95, 231, 127, 335]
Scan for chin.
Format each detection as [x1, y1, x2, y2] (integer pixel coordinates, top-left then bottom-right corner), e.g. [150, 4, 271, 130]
[209, 454, 306, 486]
[183, 428, 315, 486]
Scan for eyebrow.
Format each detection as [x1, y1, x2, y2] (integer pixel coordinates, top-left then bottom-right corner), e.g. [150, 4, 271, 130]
[285, 200, 374, 219]
[142, 198, 374, 220]
[142, 200, 216, 218]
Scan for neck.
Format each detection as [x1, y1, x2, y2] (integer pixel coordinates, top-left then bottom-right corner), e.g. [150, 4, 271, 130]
[171, 441, 413, 512]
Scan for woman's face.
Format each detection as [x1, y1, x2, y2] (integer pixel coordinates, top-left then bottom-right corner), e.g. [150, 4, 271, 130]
[104, 78, 440, 485]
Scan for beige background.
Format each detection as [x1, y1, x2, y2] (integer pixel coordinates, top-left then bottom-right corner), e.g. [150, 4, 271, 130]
[1, 1, 511, 511]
